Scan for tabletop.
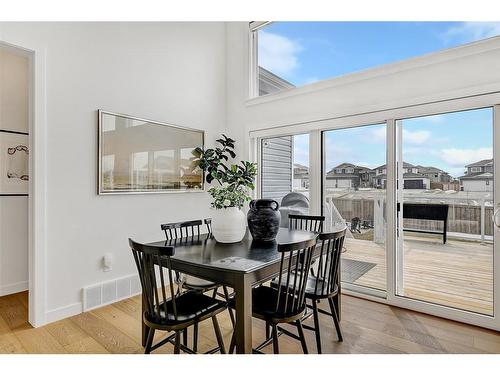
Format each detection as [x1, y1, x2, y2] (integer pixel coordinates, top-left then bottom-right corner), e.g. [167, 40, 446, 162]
[147, 227, 319, 274]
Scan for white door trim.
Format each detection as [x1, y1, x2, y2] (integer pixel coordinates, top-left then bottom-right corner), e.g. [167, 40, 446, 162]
[0, 38, 47, 327]
[251, 95, 500, 331]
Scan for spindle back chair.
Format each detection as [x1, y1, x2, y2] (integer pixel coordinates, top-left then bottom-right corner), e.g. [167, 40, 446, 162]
[161, 219, 203, 240]
[129, 238, 227, 354]
[288, 214, 325, 233]
[159, 219, 235, 350]
[229, 236, 318, 354]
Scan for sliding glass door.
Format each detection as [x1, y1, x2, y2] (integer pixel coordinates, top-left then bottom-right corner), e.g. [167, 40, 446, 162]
[256, 102, 499, 329]
[323, 124, 387, 293]
[395, 108, 494, 316]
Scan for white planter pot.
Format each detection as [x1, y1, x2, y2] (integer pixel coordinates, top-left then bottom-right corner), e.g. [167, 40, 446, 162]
[211, 207, 247, 243]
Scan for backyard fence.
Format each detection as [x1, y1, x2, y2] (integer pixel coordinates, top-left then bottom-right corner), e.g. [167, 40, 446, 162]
[327, 196, 494, 239]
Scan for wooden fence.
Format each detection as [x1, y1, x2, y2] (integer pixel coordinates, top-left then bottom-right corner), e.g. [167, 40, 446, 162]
[330, 198, 494, 236]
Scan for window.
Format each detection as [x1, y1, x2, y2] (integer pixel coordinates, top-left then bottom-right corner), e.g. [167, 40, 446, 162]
[261, 134, 309, 204]
[251, 21, 500, 97]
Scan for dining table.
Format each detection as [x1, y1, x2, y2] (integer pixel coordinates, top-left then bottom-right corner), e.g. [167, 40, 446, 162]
[144, 227, 335, 354]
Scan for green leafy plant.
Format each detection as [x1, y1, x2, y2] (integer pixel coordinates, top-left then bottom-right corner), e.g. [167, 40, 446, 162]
[194, 135, 257, 209]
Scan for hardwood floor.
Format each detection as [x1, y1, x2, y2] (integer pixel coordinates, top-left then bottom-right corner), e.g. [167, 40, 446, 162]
[343, 234, 493, 315]
[1, 291, 500, 354]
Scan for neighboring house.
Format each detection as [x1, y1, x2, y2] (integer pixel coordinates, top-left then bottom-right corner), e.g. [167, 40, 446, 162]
[325, 163, 375, 189]
[459, 159, 494, 192]
[415, 165, 452, 183]
[293, 163, 309, 190]
[373, 162, 431, 189]
[258, 66, 295, 95]
[259, 70, 297, 202]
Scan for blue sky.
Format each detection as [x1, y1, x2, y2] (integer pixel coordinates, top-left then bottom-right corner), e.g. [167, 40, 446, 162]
[260, 22, 499, 177]
[293, 108, 493, 178]
[259, 21, 500, 86]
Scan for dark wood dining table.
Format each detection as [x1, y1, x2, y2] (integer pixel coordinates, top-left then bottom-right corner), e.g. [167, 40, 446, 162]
[145, 227, 322, 354]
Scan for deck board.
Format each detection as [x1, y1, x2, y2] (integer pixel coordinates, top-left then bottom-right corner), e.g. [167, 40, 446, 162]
[342, 235, 494, 315]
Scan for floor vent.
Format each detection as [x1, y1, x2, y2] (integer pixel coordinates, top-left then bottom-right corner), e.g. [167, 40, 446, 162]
[82, 274, 141, 312]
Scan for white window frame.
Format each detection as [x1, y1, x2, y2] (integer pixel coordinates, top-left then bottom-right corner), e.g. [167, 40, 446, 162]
[250, 92, 500, 331]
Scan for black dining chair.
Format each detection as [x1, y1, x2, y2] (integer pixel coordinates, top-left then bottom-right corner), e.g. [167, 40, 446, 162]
[288, 214, 325, 277]
[160, 219, 235, 351]
[228, 236, 318, 354]
[129, 238, 227, 354]
[271, 228, 346, 353]
[288, 214, 325, 232]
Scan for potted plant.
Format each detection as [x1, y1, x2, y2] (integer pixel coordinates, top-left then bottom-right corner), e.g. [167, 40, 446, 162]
[194, 135, 257, 243]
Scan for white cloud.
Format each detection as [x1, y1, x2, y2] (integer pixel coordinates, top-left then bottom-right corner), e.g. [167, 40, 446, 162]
[370, 127, 386, 143]
[403, 130, 431, 145]
[443, 22, 500, 44]
[258, 31, 302, 77]
[369, 128, 431, 145]
[440, 147, 492, 167]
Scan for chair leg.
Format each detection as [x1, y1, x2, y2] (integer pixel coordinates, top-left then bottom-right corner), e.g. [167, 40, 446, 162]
[144, 328, 155, 354]
[212, 315, 226, 354]
[229, 329, 236, 354]
[183, 327, 188, 346]
[265, 322, 271, 340]
[312, 299, 322, 354]
[174, 331, 181, 354]
[272, 324, 279, 354]
[212, 287, 219, 299]
[193, 322, 199, 353]
[296, 320, 309, 354]
[328, 297, 343, 342]
[223, 286, 235, 327]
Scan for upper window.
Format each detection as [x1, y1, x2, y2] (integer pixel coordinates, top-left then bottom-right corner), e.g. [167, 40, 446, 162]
[252, 21, 500, 97]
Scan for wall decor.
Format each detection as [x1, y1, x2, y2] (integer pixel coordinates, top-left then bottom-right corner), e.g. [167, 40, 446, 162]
[0, 132, 29, 194]
[97, 110, 204, 194]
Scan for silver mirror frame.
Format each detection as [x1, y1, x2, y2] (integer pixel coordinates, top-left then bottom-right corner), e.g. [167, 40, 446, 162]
[97, 109, 205, 195]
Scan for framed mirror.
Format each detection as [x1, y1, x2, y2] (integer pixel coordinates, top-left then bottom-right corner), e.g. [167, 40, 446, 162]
[97, 110, 204, 194]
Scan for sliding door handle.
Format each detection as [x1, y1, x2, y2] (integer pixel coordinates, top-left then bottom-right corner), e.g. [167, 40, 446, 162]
[493, 206, 500, 228]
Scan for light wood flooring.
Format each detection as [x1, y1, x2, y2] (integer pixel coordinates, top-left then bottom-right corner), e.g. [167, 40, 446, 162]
[343, 235, 494, 315]
[1, 291, 500, 354]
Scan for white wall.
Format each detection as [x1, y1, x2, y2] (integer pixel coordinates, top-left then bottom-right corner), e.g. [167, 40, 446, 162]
[0, 46, 29, 296]
[0, 22, 227, 321]
[462, 179, 493, 192]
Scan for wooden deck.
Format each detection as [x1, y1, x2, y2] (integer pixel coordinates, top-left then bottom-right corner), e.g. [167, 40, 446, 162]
[343, 235, 494, 315]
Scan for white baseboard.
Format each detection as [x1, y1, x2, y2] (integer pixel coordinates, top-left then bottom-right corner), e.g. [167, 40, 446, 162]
[45, 302, 83, 324]
[43, 274, 142, 325]
[0, 280, 28, 297]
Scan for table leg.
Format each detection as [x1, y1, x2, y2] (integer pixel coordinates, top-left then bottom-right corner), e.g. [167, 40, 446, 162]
[141, 293, 149, 347]
[234, 274, 252, 354]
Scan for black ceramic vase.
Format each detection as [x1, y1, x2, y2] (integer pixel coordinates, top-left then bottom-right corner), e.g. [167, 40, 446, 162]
[247, 199, 281, 242]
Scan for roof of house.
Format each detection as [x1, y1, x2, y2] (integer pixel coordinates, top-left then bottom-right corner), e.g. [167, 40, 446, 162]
[328, 163, 374, 174]
[416, 165, 447, 174]
[258, 67, 295, 95]
[332, 162, 359, 169]
[374, 162, 414, 170]
[459, 172, 493, 180]
[293, 163, 309, 171]
[465, 159, 493, 168]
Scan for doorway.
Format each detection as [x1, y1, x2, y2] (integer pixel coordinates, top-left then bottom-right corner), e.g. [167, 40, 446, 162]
[0, 42, 32, 328]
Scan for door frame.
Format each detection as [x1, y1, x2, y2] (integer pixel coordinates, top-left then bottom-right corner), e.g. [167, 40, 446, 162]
[251, 92, 500, 331]
[0, 38, 47, 327]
